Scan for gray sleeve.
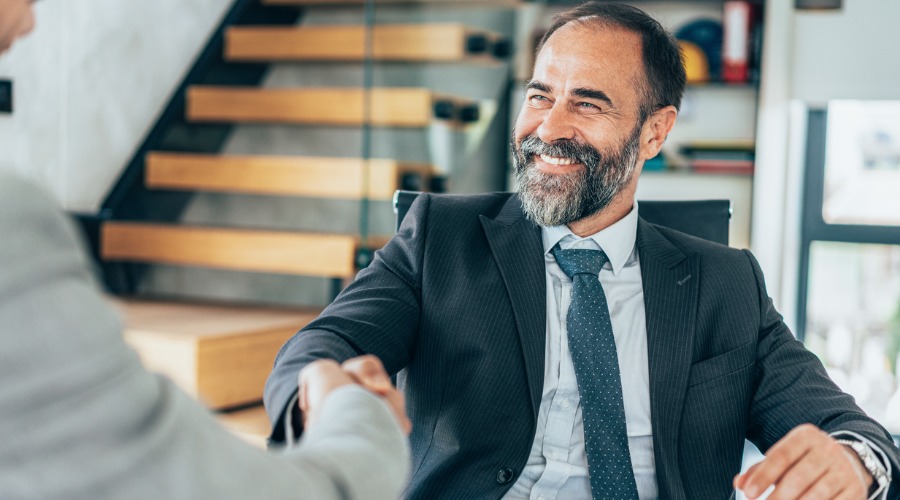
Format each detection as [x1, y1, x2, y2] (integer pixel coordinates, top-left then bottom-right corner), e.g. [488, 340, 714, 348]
[0, 174, 410, 500]
[287, 385, 410, 500]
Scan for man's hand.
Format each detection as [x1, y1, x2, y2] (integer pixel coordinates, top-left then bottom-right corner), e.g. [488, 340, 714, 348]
[297, 356, 411, 434]
[734, 424, 873, 499]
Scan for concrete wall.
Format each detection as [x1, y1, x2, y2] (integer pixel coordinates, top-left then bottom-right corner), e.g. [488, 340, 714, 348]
[0, 0, 232, 211]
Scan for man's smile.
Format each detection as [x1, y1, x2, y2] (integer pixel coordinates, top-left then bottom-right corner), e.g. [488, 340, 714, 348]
[533, 153, 585, 173]
[539, 153, 578, 166]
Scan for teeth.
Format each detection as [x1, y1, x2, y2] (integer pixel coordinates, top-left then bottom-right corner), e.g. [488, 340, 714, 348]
[539, 154, 576, 166]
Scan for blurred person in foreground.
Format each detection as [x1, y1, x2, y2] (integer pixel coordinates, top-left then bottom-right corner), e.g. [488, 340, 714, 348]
[0, 1, 410, 498]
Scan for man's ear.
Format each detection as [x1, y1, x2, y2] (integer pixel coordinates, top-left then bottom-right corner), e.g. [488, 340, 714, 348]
[638, 105, 678, 160]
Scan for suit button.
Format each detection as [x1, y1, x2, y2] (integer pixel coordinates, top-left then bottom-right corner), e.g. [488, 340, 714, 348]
[496, 468, 515, 484]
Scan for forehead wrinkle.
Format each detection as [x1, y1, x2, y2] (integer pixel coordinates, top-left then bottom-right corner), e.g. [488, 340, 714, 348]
[548, 21, 647, 117]
[577, 21, 650, 110]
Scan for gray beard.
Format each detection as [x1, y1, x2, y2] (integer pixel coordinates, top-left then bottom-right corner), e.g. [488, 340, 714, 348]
[513, 127, 641, 227]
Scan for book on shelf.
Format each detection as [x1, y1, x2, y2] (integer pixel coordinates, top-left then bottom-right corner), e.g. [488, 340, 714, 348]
[680, 139, 754, 153]
[689, 159, 754, 175]
[679, 140, 755, 175]
[722, 0, 751, 83]
[643, 154, 667, 171]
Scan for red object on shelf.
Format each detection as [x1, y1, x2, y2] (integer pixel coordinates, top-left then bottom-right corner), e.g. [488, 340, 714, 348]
[690, 159, 754, 175]
[722, 0, 751, 83]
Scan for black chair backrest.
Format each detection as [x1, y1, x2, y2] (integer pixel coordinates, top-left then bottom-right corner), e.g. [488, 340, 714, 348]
[393, 190, 731, 245]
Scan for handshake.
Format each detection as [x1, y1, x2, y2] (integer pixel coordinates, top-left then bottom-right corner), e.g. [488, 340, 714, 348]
[298, 356, 412, 434]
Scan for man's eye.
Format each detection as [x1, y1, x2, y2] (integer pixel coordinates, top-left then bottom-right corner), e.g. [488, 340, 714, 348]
[577, 102, 600, 111]
[527, 94, 552, 108]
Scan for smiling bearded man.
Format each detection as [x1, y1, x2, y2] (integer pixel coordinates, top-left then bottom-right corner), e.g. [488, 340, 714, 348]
[513, 122, 642, 227]
[265, 3, 900, 499]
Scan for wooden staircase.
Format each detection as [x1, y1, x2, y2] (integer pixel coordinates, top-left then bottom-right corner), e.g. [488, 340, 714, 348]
[262, 0, 519, 5]
[91, 0, 512, 443]
[225, 23, 509, 62]
[102, 222, 369, 278]
[186, 86, 476, 127]
[146, 153, 432, 200]
[116, 299, 320, 409]
[216, 405, 271, 448]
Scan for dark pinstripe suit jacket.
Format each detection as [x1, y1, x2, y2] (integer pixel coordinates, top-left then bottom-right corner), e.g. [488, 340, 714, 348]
[266, 192, 900, 499]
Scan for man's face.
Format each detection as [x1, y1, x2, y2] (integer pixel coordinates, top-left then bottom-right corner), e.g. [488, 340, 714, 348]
[0, 0, 36, 55]
[512, 22, 649, 227]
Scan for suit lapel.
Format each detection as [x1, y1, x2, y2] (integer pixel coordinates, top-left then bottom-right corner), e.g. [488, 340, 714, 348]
[480, 195, 546, 421]
[638, 219, 700, 500]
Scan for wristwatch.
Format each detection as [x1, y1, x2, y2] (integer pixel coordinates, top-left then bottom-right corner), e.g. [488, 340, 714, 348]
[835, 439, 890, 498]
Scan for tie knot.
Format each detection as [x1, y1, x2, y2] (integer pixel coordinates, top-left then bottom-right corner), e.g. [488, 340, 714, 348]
[551, 246, 609, 278]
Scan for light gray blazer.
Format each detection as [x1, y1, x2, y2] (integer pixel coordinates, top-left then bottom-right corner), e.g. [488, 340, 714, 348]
[0, 173, 410, 500]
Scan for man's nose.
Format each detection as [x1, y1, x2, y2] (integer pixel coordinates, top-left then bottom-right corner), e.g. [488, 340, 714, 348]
[536, 103, 576, 144]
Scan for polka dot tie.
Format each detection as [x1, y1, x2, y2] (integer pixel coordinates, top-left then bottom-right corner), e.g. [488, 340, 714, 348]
[551, 245, 639, 500]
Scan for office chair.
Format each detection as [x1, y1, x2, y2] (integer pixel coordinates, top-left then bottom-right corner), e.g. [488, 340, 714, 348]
[392, 190, 732, 246]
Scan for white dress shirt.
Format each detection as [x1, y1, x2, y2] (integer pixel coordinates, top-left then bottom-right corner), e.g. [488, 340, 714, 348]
[504, 203, 658, 500]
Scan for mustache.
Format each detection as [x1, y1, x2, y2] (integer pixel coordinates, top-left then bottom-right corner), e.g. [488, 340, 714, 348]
[516, 136, 601, 170]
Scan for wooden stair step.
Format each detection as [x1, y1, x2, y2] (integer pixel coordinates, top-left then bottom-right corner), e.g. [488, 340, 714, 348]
[186, 86, 478, 127]
[216, 405, 271, 449]
[101, 222, 376, 278]
[146, 152, 433, 200]
[225, 24, 509, 62]
[262, 0, 519, 5]
[115, 299, 320, 409]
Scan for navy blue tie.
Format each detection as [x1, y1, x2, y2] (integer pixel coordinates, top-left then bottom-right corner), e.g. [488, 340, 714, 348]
[551, 245, 639, 500]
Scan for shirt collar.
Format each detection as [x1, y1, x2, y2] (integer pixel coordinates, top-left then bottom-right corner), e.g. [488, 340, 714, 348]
[541, 201, 639, 276]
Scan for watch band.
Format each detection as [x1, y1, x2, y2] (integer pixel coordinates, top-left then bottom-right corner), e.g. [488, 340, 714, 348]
[835, 439, 889, 499]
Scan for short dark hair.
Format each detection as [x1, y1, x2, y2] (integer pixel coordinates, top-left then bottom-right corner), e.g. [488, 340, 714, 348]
[536, 2, 686, 120]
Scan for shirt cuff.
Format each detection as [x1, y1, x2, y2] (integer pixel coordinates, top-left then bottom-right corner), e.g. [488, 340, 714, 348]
[830, 430, 892, 500]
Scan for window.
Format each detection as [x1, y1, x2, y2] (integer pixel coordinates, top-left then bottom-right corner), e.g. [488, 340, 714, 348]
[798, 105, 900, 436]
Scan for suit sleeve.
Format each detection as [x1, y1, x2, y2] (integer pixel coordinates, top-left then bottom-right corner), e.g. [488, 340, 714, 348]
[264, 192, 431, 444]
[741, 250, 900, 498]
[0, 176, 409, 500]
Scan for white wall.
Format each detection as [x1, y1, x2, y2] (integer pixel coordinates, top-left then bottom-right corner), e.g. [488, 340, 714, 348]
[792, 0, 900, 103]
[0, 0, 231, 211]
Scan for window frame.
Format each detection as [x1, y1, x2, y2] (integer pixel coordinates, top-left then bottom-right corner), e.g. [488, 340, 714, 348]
[796, 108, 900, 341]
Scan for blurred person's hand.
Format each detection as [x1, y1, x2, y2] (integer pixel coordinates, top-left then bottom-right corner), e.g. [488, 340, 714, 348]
[298, 356, 411, 434]
[341, 355, 411, 435]
[0, 0, 36, 54]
